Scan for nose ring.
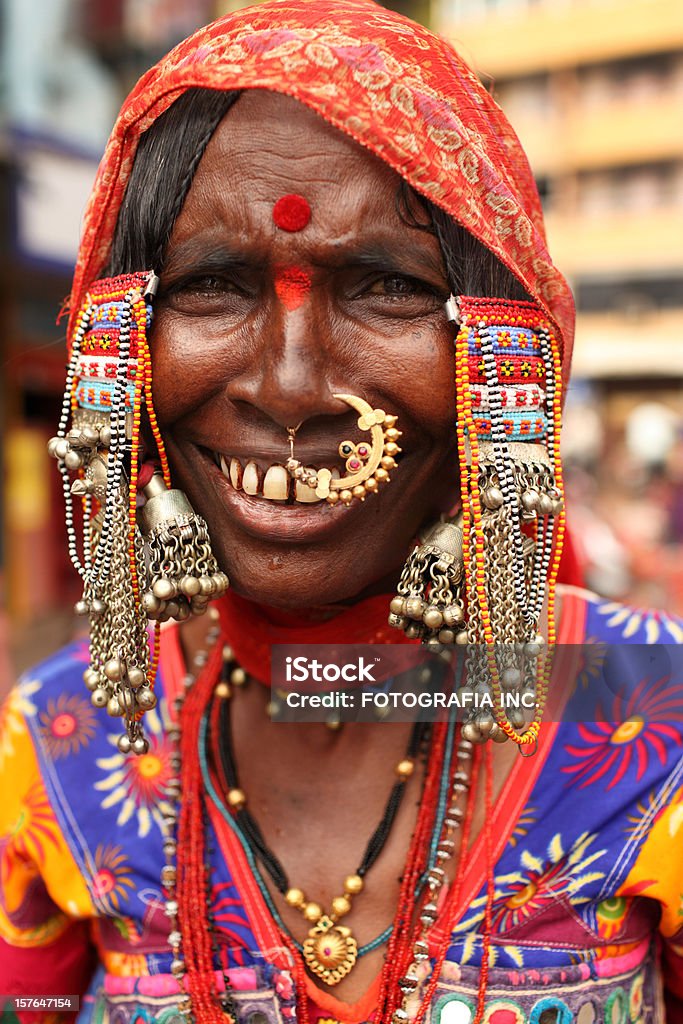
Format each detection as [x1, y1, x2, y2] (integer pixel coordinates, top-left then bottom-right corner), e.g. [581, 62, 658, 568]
[285, 395, 401, 506]
[286, 422, 303, 463]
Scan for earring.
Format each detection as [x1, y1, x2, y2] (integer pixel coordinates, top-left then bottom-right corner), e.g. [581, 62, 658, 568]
[389, 295, 565, 750]
[49, 272, 228, 754]
[140, 470, 229, 623]
[389, 515, 468, 647]
[286, 394, 401, 506]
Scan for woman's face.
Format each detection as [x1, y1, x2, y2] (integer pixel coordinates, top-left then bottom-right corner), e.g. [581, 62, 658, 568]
[152, 91, 458, 608]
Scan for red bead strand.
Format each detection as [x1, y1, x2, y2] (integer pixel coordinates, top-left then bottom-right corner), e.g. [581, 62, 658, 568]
[177, 636, 234, 1023]
[472, 743, 494, 1024]
[138, 329, 171, 488]
[380, 722, 450, 1016]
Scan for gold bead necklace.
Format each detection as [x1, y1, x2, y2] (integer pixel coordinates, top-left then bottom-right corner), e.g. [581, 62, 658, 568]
[211, 646, 430, 986]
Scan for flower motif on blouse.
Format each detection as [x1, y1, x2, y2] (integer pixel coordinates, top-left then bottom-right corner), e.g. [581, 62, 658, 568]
[575, 640, 608, 690]
[451, 833, 605, 967]
[508, 805, 537, 848]
[490, 832, 606, 935]
[594, 599, 683, 644]
[88, 842, 135, 914]
[38, 693, 98, 759]
[562, 672, 683, 791]
[625, 792, 667, 838]
[593, 897, 645, 961]
[0, 678, 41, 771]
[94, 704, 173, 837]
[6, 779, 60, 865]
[595, 896, 629, 941]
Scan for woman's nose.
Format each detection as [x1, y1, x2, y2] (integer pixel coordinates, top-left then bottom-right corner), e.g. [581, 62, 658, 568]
[225, 291, 342, 429]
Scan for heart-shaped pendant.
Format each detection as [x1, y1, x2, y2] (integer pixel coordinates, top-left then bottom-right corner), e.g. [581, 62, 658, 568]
[303, 915, 359, 986]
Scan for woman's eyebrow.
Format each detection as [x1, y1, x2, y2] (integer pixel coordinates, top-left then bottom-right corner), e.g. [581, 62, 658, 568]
[162, 241, 254, 278]
[334, 241, 446, 279]
[161, 239, 446, 281]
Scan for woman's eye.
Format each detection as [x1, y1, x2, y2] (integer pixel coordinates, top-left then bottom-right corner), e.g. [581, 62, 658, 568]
[170, 274, 235, 298]
[161, 273, 249, 314]
[368, 274, 430, 297]
[355, 273, 444, 318]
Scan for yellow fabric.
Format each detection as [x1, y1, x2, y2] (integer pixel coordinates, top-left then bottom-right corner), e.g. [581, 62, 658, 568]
[0, 687, 95, 948]
[615, 777, 683, 1000]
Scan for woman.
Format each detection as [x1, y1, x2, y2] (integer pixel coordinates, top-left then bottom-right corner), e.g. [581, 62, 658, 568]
[1, 2, 682, 1022]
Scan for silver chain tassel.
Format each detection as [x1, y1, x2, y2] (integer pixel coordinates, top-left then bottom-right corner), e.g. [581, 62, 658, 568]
[48, 276, 229, 753]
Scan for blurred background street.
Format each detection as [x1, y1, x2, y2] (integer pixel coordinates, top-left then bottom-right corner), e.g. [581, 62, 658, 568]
[1, 0, 682, 693]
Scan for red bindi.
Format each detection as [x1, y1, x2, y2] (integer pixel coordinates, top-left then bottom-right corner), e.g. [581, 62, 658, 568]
[274, 266, 312, 311]
[272, 194, 311, 232]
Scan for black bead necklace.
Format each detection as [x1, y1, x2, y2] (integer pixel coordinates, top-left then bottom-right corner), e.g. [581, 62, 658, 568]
[208, 652, 431, 987]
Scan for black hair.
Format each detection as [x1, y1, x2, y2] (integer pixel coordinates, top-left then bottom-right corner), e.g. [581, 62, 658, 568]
[104, 87, 529, 301]
[104, 89, 241, 275]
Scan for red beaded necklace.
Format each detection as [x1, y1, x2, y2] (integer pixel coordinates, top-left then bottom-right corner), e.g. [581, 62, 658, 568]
[169, 616, 494, 1022]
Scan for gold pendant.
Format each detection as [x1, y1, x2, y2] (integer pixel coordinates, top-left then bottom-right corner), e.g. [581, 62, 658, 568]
[302, 915, 358, 986]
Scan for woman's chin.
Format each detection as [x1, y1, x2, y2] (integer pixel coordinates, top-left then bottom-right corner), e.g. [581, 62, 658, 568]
[216, 549, 404, 612]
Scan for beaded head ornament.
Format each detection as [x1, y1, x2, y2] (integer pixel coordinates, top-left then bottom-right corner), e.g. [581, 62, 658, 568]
[389, 296, 565, 749]
[49, 273, 228, 754]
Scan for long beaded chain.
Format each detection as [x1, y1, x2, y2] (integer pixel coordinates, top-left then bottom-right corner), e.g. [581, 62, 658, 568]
[160, 609, 240, 1020]
[210, 662, 431, 987]
[387, 735, 477, 1024]
[162, 611, 486, 1023]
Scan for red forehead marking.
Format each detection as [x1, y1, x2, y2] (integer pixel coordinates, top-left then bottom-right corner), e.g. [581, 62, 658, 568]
[274, 266, 312, 311]
[272, 194, 311, 232]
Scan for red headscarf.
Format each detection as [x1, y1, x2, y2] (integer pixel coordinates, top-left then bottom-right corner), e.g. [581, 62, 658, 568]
[67, 0, 574, 385]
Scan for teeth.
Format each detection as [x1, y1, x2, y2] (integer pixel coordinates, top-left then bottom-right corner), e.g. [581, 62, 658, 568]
[216, 453, 342, 504]
[242, 462, 260, 496]
[263, 465, 289, 501]
[230, 458, 242, 490]
[295, 477, 319, 503]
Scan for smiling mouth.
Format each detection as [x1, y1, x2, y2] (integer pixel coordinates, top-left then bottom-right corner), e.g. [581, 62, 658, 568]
[214, 453, 341, 504]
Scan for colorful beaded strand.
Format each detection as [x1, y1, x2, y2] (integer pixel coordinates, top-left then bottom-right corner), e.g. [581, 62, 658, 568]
[175, 622, 232, 1023]
[126, 294, 147, 604]
[138, 325, 172, 488]
[455, 298, 565, 748]
[394, 737, 481, 1024]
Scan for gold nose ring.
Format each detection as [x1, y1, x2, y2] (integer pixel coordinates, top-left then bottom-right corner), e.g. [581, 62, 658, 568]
[286, 422, 303, 462]
[284, 396, 401, 506]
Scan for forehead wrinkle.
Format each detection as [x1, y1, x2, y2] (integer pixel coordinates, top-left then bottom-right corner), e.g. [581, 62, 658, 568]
[193, 93, 405, 203]
[223, 88, 368, 161]
[172, 91, 446, 278]
[195, 153, 365, 211]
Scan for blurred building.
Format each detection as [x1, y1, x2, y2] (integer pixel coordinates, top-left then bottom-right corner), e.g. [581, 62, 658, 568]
[436, 0, 683, 379]
[436, 0, 683, 607]
[0, 0, 214, 666]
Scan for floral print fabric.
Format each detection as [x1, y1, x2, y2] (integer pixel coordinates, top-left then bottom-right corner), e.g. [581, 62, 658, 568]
[1, 588, 683, 1023]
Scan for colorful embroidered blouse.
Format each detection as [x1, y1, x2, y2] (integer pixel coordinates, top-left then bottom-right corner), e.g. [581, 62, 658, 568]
[1, 587, 683, 1024]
